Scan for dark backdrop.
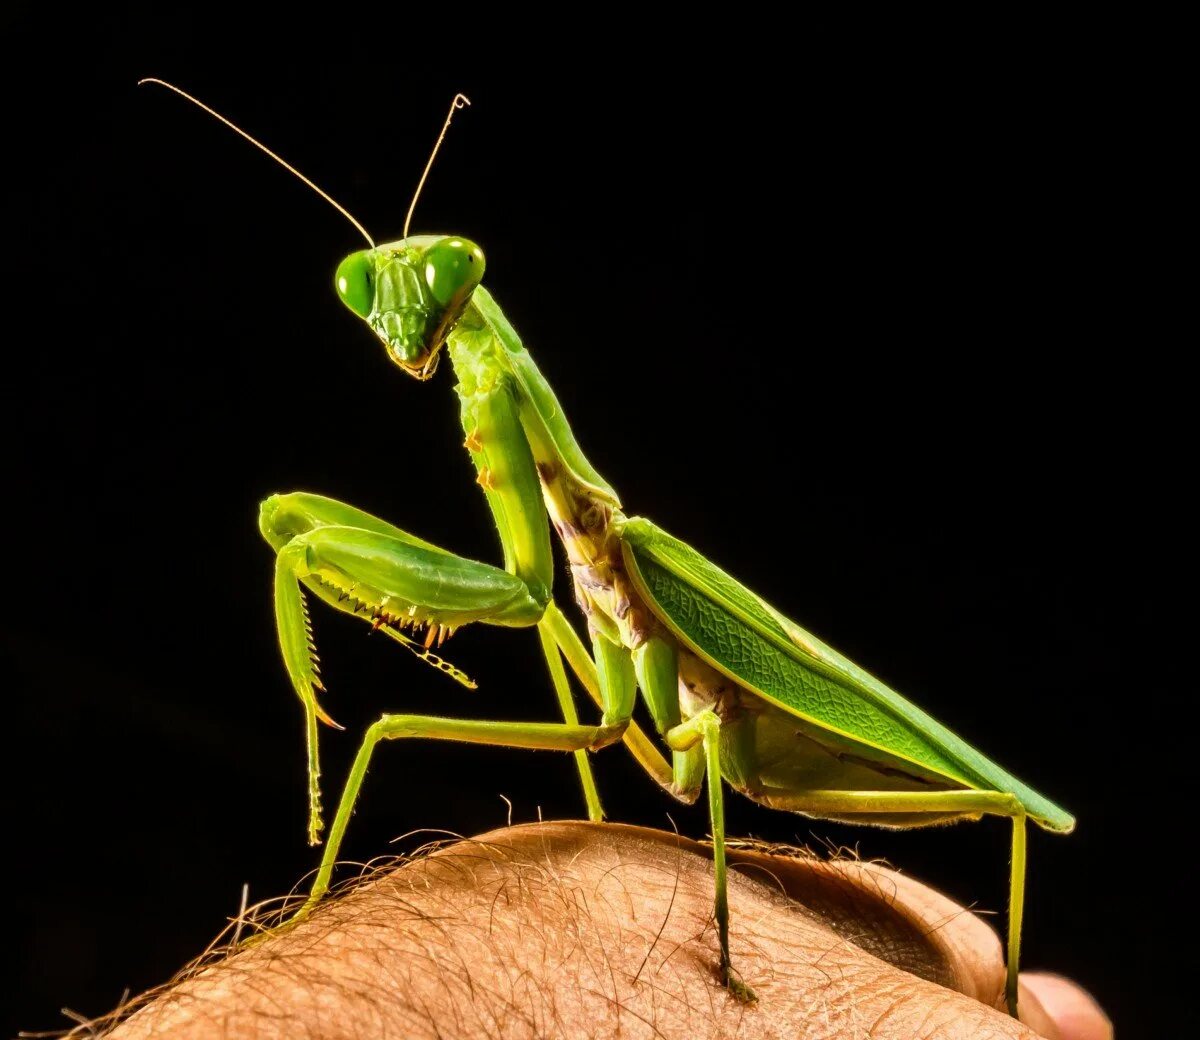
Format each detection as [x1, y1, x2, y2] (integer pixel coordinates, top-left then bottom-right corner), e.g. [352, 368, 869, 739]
[2, 7, 1180, 1037]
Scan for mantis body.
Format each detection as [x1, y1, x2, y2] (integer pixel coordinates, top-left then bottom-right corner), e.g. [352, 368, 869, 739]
[146, 83, 1074, 1015]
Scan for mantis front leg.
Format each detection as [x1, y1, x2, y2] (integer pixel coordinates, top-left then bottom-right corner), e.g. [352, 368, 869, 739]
[262, 494, 665, 894]
[262, 492, 549, 840]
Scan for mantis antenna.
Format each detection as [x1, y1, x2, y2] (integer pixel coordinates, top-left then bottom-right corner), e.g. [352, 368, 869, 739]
[137, 78, 376, 248]
[403, 93, 471, 241]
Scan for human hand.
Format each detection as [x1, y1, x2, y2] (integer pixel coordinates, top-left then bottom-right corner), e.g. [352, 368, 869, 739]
[107, 822, 1111, 1039]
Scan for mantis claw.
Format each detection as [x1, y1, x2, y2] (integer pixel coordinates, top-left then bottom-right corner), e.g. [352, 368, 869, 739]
[724, 971, 758, 1004]
[317, 708, 345, 732]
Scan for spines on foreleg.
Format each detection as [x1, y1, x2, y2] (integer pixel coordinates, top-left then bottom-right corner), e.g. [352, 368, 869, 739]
[274, 546, 342, 845]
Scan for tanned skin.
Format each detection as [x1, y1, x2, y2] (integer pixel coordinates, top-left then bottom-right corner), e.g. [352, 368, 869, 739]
[105, 823, 1110, 1040]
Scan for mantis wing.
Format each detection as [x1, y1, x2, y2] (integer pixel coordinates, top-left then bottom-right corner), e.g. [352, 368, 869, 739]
[619, 517, 1074, 833]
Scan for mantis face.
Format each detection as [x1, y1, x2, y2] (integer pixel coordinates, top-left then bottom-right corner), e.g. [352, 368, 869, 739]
[334, 235, 486, 380]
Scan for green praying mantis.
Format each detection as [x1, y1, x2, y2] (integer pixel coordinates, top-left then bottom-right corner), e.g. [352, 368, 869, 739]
[142, 81, 1074, 1015]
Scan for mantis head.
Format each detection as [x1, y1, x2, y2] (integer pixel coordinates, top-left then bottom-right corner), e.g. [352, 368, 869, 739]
[335, 235, 486, 380]
[135, 82, 480, 381]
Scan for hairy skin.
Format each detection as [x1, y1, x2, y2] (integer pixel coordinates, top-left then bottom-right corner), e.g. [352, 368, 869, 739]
[107, 823, 1109, 1040]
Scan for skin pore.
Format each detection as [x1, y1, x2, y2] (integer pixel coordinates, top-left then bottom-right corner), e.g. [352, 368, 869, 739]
[102, 823, 1110, 1040]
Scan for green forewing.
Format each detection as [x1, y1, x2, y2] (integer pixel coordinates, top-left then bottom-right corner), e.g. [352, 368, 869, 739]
[619, 517, 1074, 833]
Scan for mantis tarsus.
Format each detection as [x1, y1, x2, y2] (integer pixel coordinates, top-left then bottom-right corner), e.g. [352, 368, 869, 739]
[143, 81, 1074, 1015]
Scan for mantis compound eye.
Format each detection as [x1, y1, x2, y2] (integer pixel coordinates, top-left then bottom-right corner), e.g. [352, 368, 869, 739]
[423, 237, 485, 307]
[334, 250, 375, 318]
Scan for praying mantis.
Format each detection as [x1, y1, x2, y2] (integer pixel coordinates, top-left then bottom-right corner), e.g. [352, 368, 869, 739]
[141, 81, 1074, 1015]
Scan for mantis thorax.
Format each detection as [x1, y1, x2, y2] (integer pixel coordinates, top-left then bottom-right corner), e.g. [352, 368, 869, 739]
[536, 466, 653, 651]
[446, 302, 653, 651]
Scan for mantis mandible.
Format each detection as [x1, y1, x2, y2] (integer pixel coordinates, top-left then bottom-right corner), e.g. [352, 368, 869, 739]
[142, 81, 1074, 1015]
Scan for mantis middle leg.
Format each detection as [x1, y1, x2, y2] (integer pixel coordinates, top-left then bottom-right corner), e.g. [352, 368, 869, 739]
[542, 603, 677, 795]
[296, 619, 654, 916]
[628, 635, 753, 999]
[297, 711, 630, 919]
[664, 708, 756, 1002]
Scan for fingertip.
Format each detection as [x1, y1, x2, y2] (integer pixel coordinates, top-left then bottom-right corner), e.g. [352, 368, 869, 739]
[1021, 973, 1113, 1040]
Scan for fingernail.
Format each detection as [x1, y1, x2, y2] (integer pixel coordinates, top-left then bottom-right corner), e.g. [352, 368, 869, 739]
[1021, 973, 1113, 1040]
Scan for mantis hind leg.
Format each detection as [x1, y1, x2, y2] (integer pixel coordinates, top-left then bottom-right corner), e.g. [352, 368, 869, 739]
[747, 786, 1028, 1015]
[666, 710, 757, 1003]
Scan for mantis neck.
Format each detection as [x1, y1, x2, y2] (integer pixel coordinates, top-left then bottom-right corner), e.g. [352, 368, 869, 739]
[448, 288, 650, 648]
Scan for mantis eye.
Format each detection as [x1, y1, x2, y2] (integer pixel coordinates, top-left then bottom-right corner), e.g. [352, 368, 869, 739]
[424, 237, 486, 307]
[334, 250, 374, 318]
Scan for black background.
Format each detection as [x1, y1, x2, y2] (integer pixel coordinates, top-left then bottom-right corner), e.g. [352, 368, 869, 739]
[2, 7, 1182, 1038]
